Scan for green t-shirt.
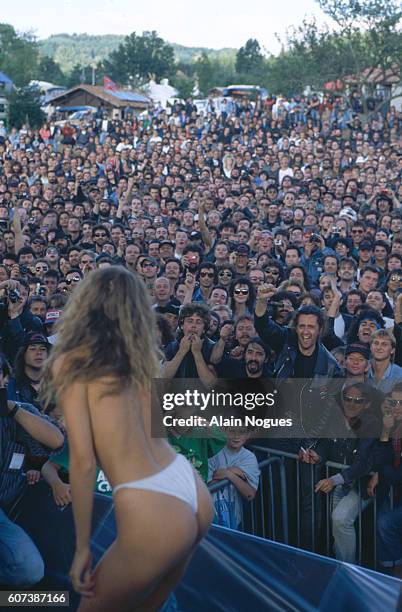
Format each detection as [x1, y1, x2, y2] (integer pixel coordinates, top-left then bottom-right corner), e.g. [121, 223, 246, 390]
[169, 430, 226, 482]
[50, 442, 112, 497]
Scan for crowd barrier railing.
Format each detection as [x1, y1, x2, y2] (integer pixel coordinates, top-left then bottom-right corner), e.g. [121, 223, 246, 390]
[208, 455, 289, 544]
[210, 444, 395, 572]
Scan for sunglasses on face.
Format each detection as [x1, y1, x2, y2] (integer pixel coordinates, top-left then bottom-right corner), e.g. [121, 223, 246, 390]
[95, 233, 107, 238]
[343, 395, 367, 404]
[234, 288, 249, 295]
[66, 277, 81, 284]
[200, 272, 214, 278]
[386, 398, 402, 407]
[352, 229, 364, 234]
[219, 271, 232, 277]
[142, 262, 156, 268]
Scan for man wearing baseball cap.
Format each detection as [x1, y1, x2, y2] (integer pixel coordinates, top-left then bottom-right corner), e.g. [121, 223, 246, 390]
[344, 343, 370, 382]
[7, 333, 51, 408]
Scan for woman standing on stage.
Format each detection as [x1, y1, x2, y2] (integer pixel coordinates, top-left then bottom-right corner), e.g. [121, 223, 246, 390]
[42, 267, 213, 612]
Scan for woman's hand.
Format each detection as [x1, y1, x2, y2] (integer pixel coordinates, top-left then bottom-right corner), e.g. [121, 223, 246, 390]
[69, 547, 95, 597]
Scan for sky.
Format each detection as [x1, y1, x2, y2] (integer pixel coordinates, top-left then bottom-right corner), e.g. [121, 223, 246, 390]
[3, 0, 330, 53]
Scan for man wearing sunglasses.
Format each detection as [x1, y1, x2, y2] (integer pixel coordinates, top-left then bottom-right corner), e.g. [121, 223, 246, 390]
[368, 383, 402, 577]
[193, 263, 217, 303]
[307, 382, 379, 564]
[92, 225, 110, 254]
[368, 329, 402, 393]
[64, 269, 83, 292]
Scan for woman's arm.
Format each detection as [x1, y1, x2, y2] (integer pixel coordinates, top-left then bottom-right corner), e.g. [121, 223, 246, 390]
[60, 382, 96, 552]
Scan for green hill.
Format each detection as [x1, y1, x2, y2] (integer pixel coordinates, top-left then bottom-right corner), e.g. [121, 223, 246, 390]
[39, 33, 237, 74]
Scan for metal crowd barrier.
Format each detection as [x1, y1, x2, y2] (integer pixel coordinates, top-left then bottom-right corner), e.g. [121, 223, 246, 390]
[208, 455, 289, 544]
[209, 445, 396, 571]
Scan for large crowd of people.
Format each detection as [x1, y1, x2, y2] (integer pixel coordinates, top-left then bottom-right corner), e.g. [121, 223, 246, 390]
[0, 89, 401, 591]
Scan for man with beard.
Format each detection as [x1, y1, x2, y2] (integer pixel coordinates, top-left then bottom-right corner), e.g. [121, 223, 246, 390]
[211, 315, 257, 365]
[337, 257, 357, 294]
[270, 291, 298, 326]
[214, 337, 271, 379]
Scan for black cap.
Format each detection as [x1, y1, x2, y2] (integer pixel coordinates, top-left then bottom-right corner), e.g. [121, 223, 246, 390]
[235, 243, 250, 255]
[345, 343, 370, 360]
[23, 332, 51, 350]
[359, 241, 374, 250]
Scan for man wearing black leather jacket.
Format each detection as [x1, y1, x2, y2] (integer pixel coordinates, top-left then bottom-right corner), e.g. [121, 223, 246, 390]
[255, 284, 344, 550]
[304, 381, 381, 563]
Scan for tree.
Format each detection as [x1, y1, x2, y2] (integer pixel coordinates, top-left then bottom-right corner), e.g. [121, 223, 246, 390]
[8, 85, 45, 128]
[194, 52, 236, 95]
[36, 55, 66, 85]
[172, 73, 195, 99]
[0, 23, 39, 87]
[195, 53, 214, 95]
[267, 0, 401, 110]
[317, 0, 401, 98]
[104, 31, 175, 85]
[236, 39, 264, 75]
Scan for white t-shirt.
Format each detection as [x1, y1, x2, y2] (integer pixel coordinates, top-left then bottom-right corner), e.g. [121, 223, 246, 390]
[208, 446, 260, 527]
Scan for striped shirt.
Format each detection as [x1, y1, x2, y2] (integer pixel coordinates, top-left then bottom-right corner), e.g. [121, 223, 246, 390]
[0, 403, 59, 511]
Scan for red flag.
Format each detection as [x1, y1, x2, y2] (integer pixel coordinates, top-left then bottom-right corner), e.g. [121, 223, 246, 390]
[103, 76, 117, 91]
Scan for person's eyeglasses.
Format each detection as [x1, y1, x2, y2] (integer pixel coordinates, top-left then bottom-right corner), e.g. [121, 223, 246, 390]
[142, 262, 156, 268]
[352, 229, 364, 234]
[200, 272, 214, 278]
[267, 269, 279, 276]
[343, 395, 367, 404]
[219, 271, 232, 277]
[66, 276, 81, 284]
[234, 288, 249, 295]
[386, 398, 402, 407]
[35, 267, 46, 272]
[390, 275, 401, 282]
[95, 233, 107, 238]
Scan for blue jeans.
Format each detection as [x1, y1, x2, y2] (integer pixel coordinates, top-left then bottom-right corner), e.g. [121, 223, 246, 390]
[331, 486, 370, 563]
[377, 501, 402, 567]
[0, 508, 44, 586]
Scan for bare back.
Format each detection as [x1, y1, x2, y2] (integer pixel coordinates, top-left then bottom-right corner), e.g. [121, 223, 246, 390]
[85, 379, 176, 489]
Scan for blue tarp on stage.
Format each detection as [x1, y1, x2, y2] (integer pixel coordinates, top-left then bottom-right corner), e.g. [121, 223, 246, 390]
[13, 483, 402, 612]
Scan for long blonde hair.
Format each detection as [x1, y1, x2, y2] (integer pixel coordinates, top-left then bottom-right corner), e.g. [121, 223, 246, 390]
[41, 266, 160, 407]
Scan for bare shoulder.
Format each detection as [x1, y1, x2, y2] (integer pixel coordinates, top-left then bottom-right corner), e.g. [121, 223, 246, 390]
[51, 354, 66, 378]
[52, 355, 88, 407]
[86, 376, 127, 402]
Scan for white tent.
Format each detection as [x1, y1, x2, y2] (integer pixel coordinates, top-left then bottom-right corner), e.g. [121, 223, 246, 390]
[144, 79, 179, 108]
